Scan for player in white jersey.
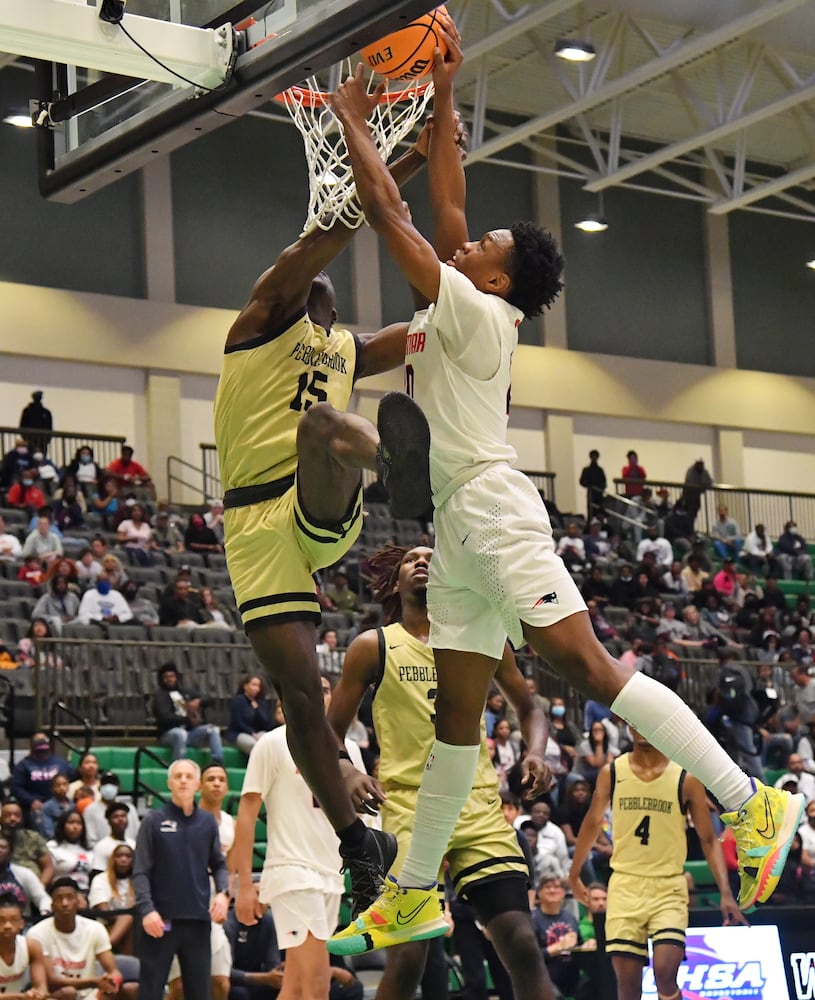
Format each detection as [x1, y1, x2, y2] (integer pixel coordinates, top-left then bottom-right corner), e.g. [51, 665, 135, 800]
[0, 892, 49, 998]
[233, 678, 368, 1000]
[167, 762, 235, 1000]
[326, 17, 803, 951]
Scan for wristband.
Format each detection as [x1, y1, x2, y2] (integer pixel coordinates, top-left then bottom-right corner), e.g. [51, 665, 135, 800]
[338, 749, 351, 762]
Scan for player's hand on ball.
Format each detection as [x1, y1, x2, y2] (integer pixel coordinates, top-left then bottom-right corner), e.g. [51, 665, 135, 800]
[432, 12, 464, 90]
[329, 63, 386, 122]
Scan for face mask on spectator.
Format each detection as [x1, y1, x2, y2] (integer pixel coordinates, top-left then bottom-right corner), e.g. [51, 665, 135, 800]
[97, 580, 112, 595]
[33, 452, 44, 462]
[551, 705, 566, 718]
[80, 455, 92, 464]
[100, 783, 118, 801]
[21, 479, 33, 488]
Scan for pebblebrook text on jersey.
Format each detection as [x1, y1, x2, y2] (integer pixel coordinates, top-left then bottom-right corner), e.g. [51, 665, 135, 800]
[289, 342, 348, 372]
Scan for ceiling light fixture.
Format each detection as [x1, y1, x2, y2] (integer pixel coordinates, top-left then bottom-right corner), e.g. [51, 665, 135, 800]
[575, 191, 608, 233]
[3, 113, 33, 128]
[807, 259, 815, 270]
[554, 38, 596, 62]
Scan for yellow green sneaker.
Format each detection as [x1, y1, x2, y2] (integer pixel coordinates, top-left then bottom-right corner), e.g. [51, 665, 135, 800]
[326, 875, 448, 956]
[721, 779, 805, 910]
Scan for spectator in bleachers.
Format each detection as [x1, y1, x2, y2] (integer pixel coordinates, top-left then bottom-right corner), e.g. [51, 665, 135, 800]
[315, 627, 344, 674]
[609, 563, 640, 609]
[28, 876, 138, 999]
[15, 618, 60, 670]
[90, 474, 120, 529]
[681, 458, 713, 526]
[588, 600, 620, 647]
[663, 498, 694, 555]
[77, 573, 133, 627]
[32, 450, 60, 495]
[774, 754, 815, 804]
[548, 696, 581, 771]
[660, 559, 688, 602]
[0, 801, 54, 886]
[31, 574, 79, 635]
[790, 664, 815, 725]
[0, 439, 34, 491]
[152, 510, 184, 553]
[19, 392, 52, 455]
[68, 753, 101, 804]
[323, 569, 360, 618]
[74, 547, 101, 587]
[533, 875, 583, 999]
[20, 514, 62, 565]
[775, 521, 814, 582]
[17, 555, 44, 590]
[6, 470, 46, 515]
[91, 803, 137, 878]
[490, 719, 521, 795]
[226, 674, 274, 757]
[199, 586, 234, 630]
[760, 576, 790, 616]
[556, 521, 587, 573]
[83, 773, 140, 848]
[636, 524, 673, 570]
[41, 773, 73, 839]
[204, 498, 225, 545]
[100, 554, 129, 591]
[44, 557, 81, 594]
[51, 474, 86, 530]
[159, 574, 206, 628]
[0, 515, 22, 561]
[89, 843, 136, 957]
[68, 445, 100, 497]
[657, 602, 689, 643]
[117, 503, 156, 566]
[621, 450, 646, 498]
[711, 505, 743, 560]
[680, 552, 708, 594]
[574, 721, 617, 787]
[10, 733, 72, 835]
[184, 513, 223, 557]
[484, 688, 505, 739]
[152, 663, 224, 763]
[793, 629, 815, 667]
[583, 518, 612, 565]
[516, 802, 570, 879]
[0, 837, 51, 920]
[46, 809, 93, 899]
[73, 785, 96, 814]
[800, 802, 815, 854]
[90, 535, 109, 562]
[106, 445, 153, 496]
[742, 523, 777, 575]
[120, 580, 159, 627]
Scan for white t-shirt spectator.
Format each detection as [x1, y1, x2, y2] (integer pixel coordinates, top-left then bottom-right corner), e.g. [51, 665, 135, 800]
[117, 520, 152, 550]
[91, 836, 136, 875]
[77, 588, 133, 625]
[46, 841, 93, 894]
[27, 914, 111, 999]
[88, 873, 133, 910]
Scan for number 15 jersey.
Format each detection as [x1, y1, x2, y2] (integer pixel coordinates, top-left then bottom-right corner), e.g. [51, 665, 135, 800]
[609, 753, 688, 878]
[215, 308, 360, 491]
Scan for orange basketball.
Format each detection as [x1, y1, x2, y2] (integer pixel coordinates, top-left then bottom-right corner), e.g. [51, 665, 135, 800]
[361, 6, 450, 82]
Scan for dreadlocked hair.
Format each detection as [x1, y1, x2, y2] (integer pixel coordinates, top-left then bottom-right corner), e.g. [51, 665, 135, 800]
[366, 544, 409, 625]
[506, 220, 565, 319]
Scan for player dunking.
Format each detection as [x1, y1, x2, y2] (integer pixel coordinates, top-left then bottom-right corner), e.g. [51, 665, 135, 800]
[326, 18, 803, 952]
[568, 728, 746, 1000]
[214, 109, 454, 913]
[327, 543, 556, 1000]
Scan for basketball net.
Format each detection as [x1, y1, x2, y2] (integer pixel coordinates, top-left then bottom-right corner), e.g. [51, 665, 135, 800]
[277, 59, 434, 235]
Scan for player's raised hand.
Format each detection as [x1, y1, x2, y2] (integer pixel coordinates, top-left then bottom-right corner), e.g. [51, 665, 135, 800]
[328, 62, 386, 122]
[520, 752, 552, 799]
[432, 12, 463, 92]
[414, 110, 468, 160]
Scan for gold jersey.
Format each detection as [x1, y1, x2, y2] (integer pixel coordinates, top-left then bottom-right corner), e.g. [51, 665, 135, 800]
[372, 623, 495, 791]
[610, 753, 688, 878]
[214, 309, 359, 491]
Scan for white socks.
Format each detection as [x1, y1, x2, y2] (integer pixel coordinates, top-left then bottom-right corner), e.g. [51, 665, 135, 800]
[611, 671, 754, 812]
[397, 739, 480, 888]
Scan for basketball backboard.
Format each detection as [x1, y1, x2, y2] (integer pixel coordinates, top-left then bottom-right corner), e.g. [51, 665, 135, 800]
[3, 0, 439, 202]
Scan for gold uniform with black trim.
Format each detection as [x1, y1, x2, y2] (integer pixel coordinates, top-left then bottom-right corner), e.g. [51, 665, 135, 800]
[214, 309, 363, 630]
[605, 754, 689, 961]
[372, 623, 528, 899]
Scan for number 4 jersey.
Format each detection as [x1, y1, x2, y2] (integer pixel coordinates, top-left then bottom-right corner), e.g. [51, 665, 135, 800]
[609, 754, 688, 878]
[215, 308, 359, 492]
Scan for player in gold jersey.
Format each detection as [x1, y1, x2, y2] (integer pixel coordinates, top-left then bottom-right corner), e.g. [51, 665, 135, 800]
[569, 729, 745, 1000]
[327, 544, 556, 1000]
[217, 108, 463, 920]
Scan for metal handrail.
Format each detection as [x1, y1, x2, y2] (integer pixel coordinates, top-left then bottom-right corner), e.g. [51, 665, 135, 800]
[167, 454, 215, 505]
[0, 675, 16, 767]
[49, 701, 93, 759]
[1, 425, 126, 472]
[133, 745, 171, 803]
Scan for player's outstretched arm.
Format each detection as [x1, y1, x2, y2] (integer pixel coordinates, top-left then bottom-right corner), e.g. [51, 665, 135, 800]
[494, 646, 550, 797]
[684, 775, 747, 924]
[328, 66, 443, 304]
[356, 323, 410, 380]
[428, 15, 468, 264]
[568, 763, 611, 903]
[233, 791, 264, 926]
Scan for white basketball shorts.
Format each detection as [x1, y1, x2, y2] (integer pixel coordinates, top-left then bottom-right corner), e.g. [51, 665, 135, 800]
[268, 889, 342, 948]
[428, 464, 586, 658]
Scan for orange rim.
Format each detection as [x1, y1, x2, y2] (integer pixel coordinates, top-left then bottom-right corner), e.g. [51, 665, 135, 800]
[273, 79, 432, 109]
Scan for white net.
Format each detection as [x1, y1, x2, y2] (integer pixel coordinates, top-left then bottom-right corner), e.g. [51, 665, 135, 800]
[279, 60, 434, 234]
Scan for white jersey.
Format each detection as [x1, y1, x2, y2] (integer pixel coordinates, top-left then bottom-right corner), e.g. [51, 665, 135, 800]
[406, 263, 522, 507]
[241, 727, 346, 897]
[28, 915, 110, 999]
[0, 936, 30, 993]
[216, 810, 235, 856]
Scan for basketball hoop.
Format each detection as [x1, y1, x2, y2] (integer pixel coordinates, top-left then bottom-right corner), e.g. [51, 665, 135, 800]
[275, 60, 434, 234]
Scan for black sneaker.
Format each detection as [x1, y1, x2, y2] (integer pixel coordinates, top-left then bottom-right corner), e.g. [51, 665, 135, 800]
[376, 392, 432, 520]
[340, 828, 398, 919]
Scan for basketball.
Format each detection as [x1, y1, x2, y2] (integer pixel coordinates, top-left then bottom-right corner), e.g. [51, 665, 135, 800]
[361, 6, 450, 82]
